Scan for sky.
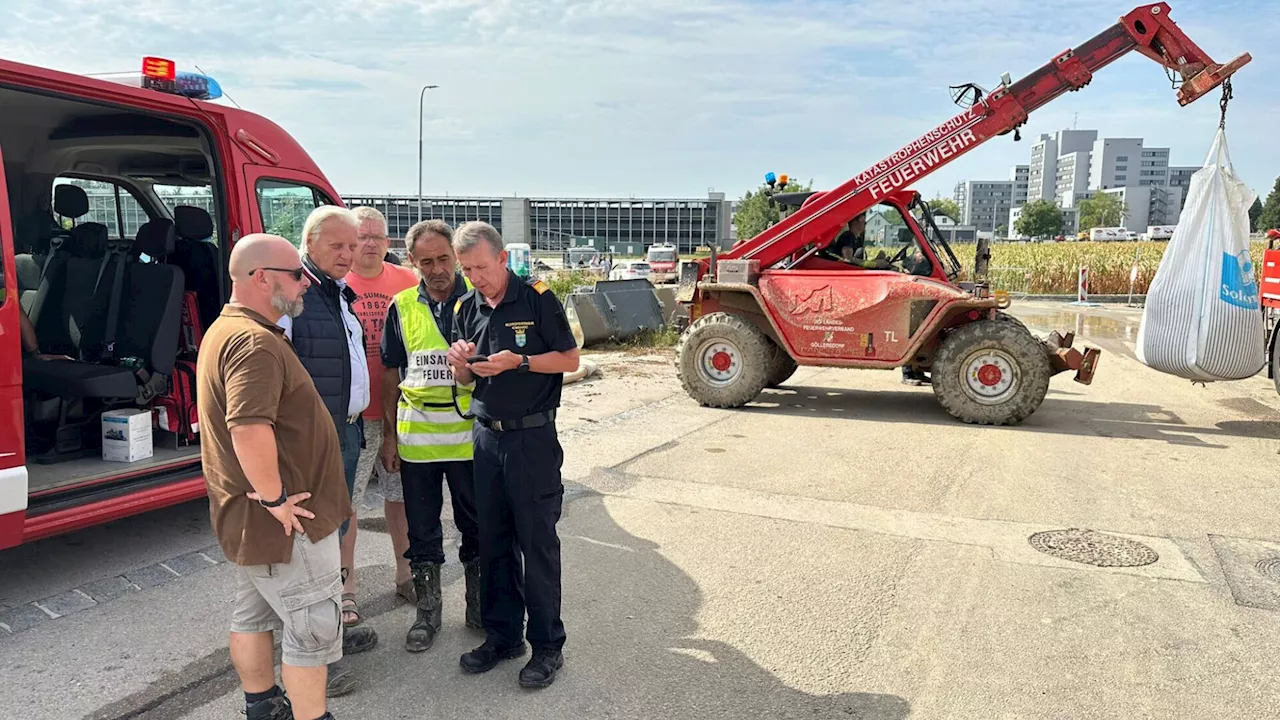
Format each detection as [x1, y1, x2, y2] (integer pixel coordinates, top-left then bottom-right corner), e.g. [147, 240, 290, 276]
[2, 0, 1277, 204]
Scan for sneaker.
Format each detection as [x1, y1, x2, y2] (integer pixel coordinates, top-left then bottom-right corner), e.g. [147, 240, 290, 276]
[519, 649, 564, 689]
[459, 637, 527, 674]
[244, 693, 292, 720]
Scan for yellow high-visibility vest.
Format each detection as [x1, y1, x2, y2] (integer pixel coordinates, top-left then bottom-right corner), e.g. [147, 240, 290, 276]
[392, 279, 474, 463]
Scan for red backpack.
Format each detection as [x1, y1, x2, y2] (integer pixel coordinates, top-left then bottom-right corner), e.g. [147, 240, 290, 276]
[153, 291, 203, 445]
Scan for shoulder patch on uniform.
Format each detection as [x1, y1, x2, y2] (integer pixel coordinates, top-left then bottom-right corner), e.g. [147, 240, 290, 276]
[531, 279, 550, 295]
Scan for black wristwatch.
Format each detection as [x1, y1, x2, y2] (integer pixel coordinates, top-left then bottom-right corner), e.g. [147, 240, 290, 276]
[518, 354, 530, 373]
[258, 487, 288, 508]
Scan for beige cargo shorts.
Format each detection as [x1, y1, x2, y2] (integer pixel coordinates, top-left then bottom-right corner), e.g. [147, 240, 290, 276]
[229, 529, 344, 667]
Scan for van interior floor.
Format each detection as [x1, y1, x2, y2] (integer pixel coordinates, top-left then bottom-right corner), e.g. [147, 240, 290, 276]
[26, 446, 202, 496]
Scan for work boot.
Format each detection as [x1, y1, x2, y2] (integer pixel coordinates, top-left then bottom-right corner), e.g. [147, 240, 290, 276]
[463, 559, 483, 631]
[901, 366, 930, 386]
[326, 660, 356, 698]
[519, 649, 565, 689]
[405, 562, 442, 653]
[459, 636, 527, 674]
[343, 625, 378, 655]
[245, 691, 292, 720]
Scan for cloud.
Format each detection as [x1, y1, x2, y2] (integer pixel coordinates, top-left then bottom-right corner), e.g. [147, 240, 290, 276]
[0, 0, 1273, 201]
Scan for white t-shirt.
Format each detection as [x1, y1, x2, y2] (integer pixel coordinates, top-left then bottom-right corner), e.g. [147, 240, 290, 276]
[277, 277, 370, 419]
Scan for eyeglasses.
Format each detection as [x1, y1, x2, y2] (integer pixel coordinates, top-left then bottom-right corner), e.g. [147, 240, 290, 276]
[254, 267, 306, 281]
[358, 234, 388, 243]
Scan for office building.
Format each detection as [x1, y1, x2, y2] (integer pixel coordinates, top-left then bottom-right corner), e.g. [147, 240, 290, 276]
[1011, 165, 1029, 206]
[341, 191, 733, 254]
[954, 179, 1015, 234]
[1167, 166, 1198, 213]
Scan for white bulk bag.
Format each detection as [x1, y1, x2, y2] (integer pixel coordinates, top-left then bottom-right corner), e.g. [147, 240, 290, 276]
[1136, 128, 1264, 381]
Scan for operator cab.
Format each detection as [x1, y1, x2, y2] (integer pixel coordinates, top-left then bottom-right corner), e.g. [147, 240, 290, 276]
[795, 200, 941, 279]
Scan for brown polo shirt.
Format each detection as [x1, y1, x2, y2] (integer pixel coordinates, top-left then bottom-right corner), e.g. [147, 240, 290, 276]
[196, 303, 351, 566]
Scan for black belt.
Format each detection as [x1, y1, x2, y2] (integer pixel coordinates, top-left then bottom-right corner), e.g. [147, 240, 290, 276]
[478, 409, 556, 432]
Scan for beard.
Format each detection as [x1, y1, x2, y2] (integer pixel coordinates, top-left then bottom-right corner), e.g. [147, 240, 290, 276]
[271, 290, 305, 318]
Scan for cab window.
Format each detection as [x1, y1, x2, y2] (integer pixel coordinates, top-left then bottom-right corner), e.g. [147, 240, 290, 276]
[256, 179, 335, 247]
[830, 202, 933, 277]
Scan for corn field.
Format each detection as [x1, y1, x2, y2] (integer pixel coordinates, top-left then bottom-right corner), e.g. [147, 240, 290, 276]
[950, 240, 1270, 296]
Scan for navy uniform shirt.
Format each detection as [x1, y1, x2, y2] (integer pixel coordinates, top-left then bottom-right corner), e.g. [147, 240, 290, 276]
[451, 270, 578, 423]
[380, 274, 470, 373]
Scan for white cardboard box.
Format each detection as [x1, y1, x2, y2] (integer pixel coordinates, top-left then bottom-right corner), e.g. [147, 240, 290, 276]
[102, 409, 153, 463]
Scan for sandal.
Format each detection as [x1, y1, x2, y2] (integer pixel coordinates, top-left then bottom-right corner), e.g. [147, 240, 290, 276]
[396, 579, 417, 605]
[341, 592, 362, 627]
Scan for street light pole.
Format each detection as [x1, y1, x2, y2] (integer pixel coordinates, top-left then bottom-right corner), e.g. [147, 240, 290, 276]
[418, 84, 439, 223]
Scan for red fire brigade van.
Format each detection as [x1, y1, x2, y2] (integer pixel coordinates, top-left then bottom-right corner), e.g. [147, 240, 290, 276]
[0, 56, 346, 550]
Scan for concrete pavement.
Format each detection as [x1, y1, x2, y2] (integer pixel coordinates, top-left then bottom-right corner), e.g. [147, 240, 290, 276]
[3, 301, 1280, 719]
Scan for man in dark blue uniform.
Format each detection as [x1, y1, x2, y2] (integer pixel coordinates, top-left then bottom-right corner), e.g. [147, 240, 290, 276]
[444, 221, 579, 689]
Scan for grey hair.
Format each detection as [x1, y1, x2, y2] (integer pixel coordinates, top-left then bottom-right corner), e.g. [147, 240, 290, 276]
[301, 205, 359, 254]
[452, 220, 504, 257]
[350, 206, 388, 233]
[405, 219, 454, 257]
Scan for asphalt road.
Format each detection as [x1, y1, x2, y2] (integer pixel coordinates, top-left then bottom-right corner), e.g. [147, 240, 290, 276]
[3, 301, 1279, 719]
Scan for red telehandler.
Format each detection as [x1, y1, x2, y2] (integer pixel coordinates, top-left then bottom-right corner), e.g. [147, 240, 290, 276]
[674, 3, 1251, 425]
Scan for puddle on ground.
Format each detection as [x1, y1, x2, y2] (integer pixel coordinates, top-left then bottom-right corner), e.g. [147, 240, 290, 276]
[1014, 311, 1140, 343]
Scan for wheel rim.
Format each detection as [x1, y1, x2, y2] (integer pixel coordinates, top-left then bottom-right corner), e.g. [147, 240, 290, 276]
[697, 338, 742, 386]
[959, 348, 1019, 405]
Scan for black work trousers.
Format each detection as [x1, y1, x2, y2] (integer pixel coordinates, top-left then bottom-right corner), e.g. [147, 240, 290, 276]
[400, 460, 480, 567]
[473, 422, 567, 652]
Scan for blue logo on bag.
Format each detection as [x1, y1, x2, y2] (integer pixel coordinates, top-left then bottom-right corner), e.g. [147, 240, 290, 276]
[1220, 250, 1259, 309]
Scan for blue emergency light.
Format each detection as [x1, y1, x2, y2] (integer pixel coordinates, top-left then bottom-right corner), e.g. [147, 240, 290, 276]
[765, 172, 777, 185]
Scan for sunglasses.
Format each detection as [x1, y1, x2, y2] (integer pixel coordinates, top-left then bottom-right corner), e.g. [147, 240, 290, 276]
[254, 267, 306, 281]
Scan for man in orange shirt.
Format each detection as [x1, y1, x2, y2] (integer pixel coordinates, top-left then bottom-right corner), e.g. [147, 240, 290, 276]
[345, 207, 420, 619]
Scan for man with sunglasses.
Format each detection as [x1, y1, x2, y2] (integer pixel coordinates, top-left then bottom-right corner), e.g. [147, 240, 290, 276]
[197, 233, 350, 720]
[277, 205, 379, 696]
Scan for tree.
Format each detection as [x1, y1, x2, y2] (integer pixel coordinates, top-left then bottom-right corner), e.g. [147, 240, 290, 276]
[732, 178, 814, 240]
[1249, 196, 1264, 232]
[1255, 176, 1280, 233]
[1077, 192, 1128, 231]
[996, 224, 1008, 238]
[1014, 199, 1064, 239]
[928, 197, 962, 223]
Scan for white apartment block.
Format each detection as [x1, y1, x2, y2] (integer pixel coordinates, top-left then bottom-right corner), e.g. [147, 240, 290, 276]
[1027, 130, 1097, 204]
[974, 127, 1197, 239]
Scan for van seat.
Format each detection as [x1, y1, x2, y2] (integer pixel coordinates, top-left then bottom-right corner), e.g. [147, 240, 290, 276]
[23, 220, 185, 399]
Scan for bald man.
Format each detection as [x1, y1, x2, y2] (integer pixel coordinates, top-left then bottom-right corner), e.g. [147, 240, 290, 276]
[197, 233, 352, 720]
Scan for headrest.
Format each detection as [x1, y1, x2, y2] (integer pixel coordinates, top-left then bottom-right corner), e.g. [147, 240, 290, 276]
[68, 222, 109, 259]
[135, 218, 176, 258]
[54, 184, 89, 219]
[173, 205, 213, 240]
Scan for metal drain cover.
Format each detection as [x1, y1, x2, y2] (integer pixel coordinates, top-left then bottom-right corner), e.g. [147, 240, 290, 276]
[1028, 528, 1159, 568]
[1255, 558, 1280, 583]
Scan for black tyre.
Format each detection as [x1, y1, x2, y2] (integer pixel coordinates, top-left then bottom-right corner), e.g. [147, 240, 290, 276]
[764, 339, 799, 388]
[675, 312, 772, 408]
[931, 319, 1051, 426]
